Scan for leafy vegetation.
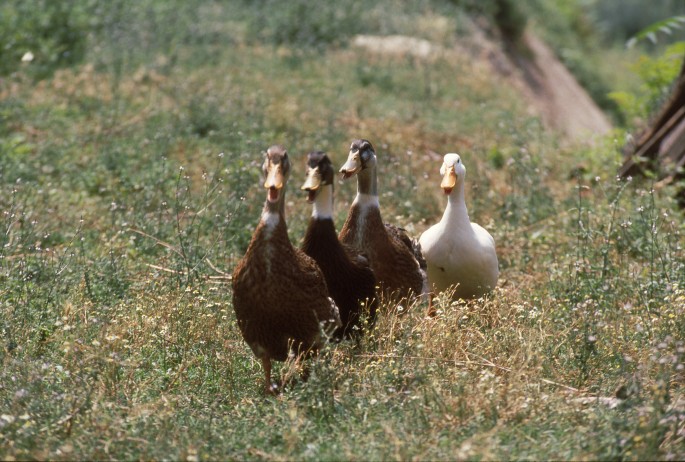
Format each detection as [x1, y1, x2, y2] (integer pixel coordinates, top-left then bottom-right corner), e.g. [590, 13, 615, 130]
[523, 0, 685, 125]
[0, 0, 94, 79]
[609, 10, 685, 125]
[1, 0, 684, 460]
[609, 41, 685, 124]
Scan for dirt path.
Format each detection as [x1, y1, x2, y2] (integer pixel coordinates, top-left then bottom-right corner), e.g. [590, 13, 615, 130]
[352, 30, 612, 143]
[511, 32, 612, 141]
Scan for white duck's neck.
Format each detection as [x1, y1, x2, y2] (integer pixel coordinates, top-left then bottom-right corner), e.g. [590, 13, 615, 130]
[312, 184, 334, 219]
[442, 181, 471, 229]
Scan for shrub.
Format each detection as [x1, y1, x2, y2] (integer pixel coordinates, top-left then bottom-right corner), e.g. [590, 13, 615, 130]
[241, 0, 363, 50]
[0, 0, 93, 79]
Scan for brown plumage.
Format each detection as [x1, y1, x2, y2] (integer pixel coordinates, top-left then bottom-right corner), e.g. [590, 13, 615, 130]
[300, 151, 378, 339]
[338, 139, 425, 303]
[232, 145, 341, 395]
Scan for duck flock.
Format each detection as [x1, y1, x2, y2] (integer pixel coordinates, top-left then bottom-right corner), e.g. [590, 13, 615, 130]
[231, 139, 499, 394]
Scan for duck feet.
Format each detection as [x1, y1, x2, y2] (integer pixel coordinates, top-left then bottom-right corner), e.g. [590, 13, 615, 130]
[264, 382, 280, 396]
[426, 292, 437, 317]
[262, 357, 280, 396]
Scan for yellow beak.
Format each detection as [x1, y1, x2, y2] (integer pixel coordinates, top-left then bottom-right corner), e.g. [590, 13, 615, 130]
[441, 166, 457, 194]
[264, 163, 284, 202]
[339, 152, 361, 179]
[301, 167, 321, 192]
[264, 163, 283, 190]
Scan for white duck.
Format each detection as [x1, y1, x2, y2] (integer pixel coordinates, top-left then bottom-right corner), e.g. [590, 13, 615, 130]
[419, 153, 498, 305]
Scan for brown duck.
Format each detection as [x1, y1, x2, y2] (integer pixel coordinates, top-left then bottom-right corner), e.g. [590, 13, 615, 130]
[338, 139, 425, 304]
[232, 145, 341, 394]
[300, 151, 378, 338]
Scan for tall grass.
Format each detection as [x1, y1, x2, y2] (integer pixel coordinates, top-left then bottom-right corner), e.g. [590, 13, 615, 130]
[1, 0, 684, 460]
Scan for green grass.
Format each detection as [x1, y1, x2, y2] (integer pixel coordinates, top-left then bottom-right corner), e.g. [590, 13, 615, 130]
[1, 1, 684, 460]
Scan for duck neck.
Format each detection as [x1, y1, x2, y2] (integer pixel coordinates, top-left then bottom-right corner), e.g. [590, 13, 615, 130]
[353, 166, 379, 208]
[442, 181, 470, 228]
[260, 189, 287, 233]
[312, 184, 334, 220]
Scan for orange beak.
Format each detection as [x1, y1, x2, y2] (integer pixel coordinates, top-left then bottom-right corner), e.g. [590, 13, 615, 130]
[441, 166, 457, 194]
[301, 167, 321, 203]
[339, 152, 361, 180]
[264, 164, 284, 202]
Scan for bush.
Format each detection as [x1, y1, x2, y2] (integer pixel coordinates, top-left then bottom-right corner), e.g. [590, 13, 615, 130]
[0, 0, 94, 79]
[609, 41, 685, 123]
[242, 0, 363, 50]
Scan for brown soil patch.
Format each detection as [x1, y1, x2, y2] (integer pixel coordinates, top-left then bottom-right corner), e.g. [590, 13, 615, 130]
[352, 30, 612, 144]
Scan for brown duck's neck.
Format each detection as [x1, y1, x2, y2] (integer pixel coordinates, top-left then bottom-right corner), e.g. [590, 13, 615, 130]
[356, 166, 377, 197]
[341, 199, 385, 249]
[257, 196, 290, 243]
[264, 189, 286, 216]
[305, 216, 336, 236]
[303, 217, 343, 259]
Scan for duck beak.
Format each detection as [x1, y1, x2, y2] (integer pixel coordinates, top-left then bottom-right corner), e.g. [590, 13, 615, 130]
[301, 167, 321, 203]
[441, 166, 457, 195]
[264, 163, 284, 203]
[339, 150, 361, 180]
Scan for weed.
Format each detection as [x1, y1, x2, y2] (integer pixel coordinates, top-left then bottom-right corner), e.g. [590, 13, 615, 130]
[0, 0, 93, 79]
[242, 0, 363, 50]
[0, 1, 684, 460]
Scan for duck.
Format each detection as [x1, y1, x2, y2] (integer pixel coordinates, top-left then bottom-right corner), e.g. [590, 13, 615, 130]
[232, 145, 341, 395]
[338, 139, 425, 303]
[418, 153, 499, 308]
[300, 151, 378, 339]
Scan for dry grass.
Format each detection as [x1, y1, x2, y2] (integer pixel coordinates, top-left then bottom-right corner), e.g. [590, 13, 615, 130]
[1, 1, 684, 460]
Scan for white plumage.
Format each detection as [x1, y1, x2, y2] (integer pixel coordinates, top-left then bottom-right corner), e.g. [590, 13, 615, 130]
[419, 153, 499, 301]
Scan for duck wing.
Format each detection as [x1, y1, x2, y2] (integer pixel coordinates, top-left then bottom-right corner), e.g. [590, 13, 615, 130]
[341, 243, 371, 268]
[384, 223, 426, 271]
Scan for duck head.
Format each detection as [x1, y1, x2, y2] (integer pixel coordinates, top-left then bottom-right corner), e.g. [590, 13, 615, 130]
[263, 145, 290, 204]
[440, 153, 465, 195]
[301, 151, 334, 203]
[339, 139, 376, 180]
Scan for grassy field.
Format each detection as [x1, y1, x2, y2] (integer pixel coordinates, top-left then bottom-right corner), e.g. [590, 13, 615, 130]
[1, 1, 684, 460]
